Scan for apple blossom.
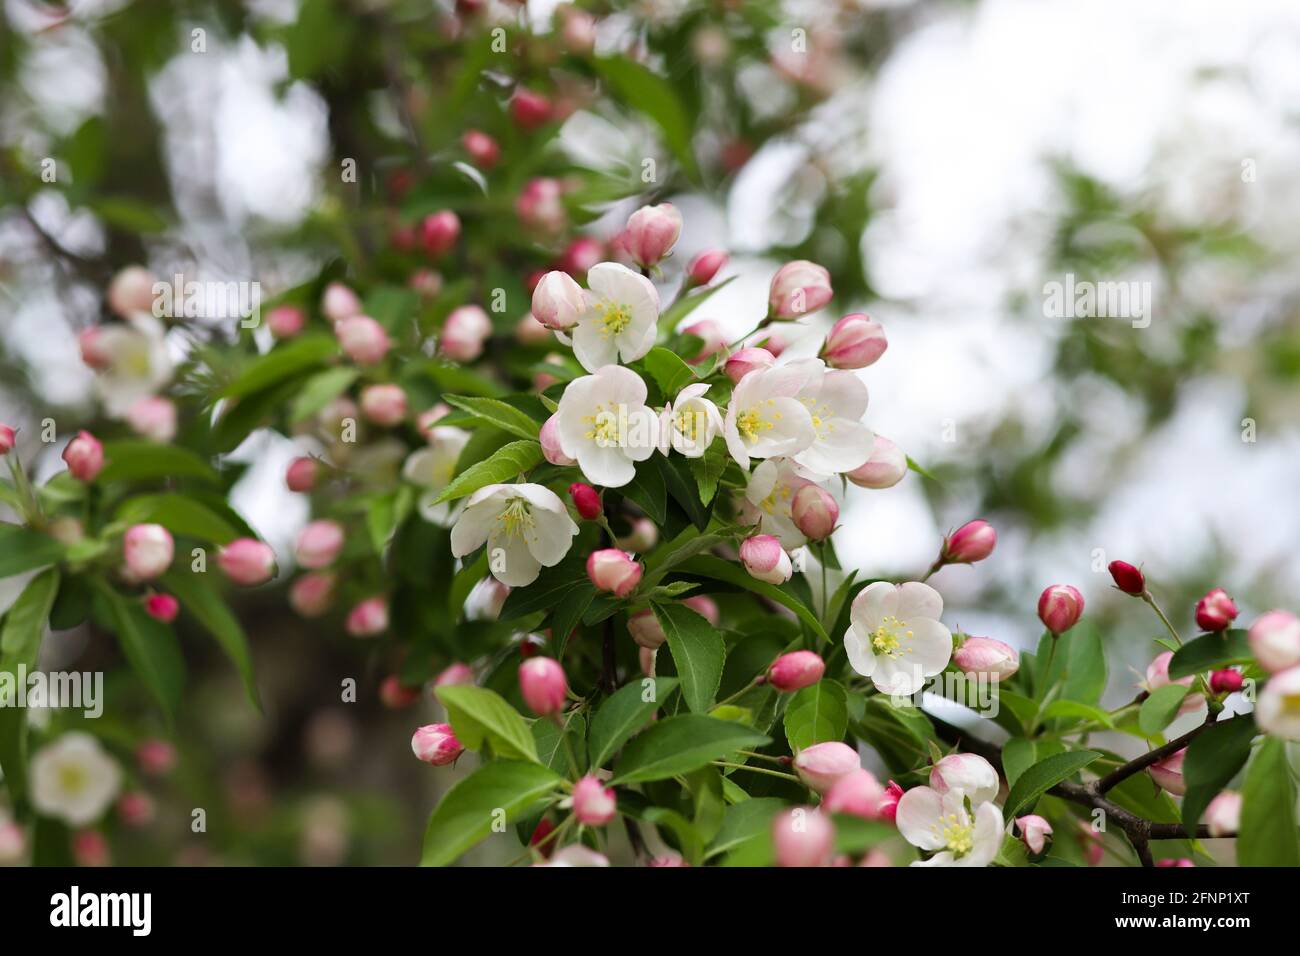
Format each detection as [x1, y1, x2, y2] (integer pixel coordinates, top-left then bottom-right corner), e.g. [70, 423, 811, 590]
[615, 516, 658, 553]
[954, 636, 1020, 682]
[1037, 584, 1084, 635]
[930, 753, 1000, 806]
[435, 662, 476, 687]
[1016, 814, 1053, 858]
[0, 423, 13, 455]
[559, 237, 604, 278]
[411, 724, 464, 766]
[845, 581, 953, 696]
[540, 414, 576, 466]
[1156, 858, 1195, 867]
[772, 808, 835, 867]
[420, 210, 461, 257]
[793, 741, 859, 794]
[336, 315, 391, 365]
[295, 520, 345, 569]
[571, 776, 617, 826]
[122, 523, 174, 582]
[568, 482, 602, 520]
[531, 270, 585, 331]
[1149, 748, 1187, 794]
[144, 593, 179, 623]
[846, 434, 907, 489]
[1254, 665, 1300, 740]
[687, 249, 728, 286]
[1107, 560, 1146, 596]
[403, 430, 471, 527]
[624, 203, 682, 268]
[723, 361, 817, 470]
[1195, 587, 1238, 631]
[516, 177, 566, 232]
[683, 594, 719, 626]
[321, 282, 362, 324]
[942, 519, 997, 564]
[555, 364, 658, 487]
[63, 430, 105, 481]
[739, 534, 792, 585]
[1247, 610, 1300, 673]
[824, 768, 886, 819]
[451, 483, 579, 587]
[1204, 791, 1241, 837]
[290, 572, 336, 618]
[821, 313, 887, 369]
[768, 651, 826, 692]
[789, 359, 873, 477]
[29, 733, 122, 826]
[219, 539, 276, 586]
[360, 384, 407, 426]
[519, 657, 568, 716]
[627, 609, 667, 649]
[346, 596, 389, 637]
[511, 88, 552, 129]
[440, 305, 493, 363]
[739, 458, 815, 548]
[769, 260, 832, 319]
[107, 264, 157, 317]
[410, 268, 443, 298]
[725, 347, 775, 384]
[587, 549, 642, 596]
[658, 382, 723, 458]
[125, 396, 177, 442]
[462, 128, 500, 168]
[266, 304, 305, 338]
[896, 785, 1003, 867]
[568, 262, 660, 372]
[791, 484, 838, 541]
[286, 456, 319, 492]
[878, 781, 904, 822]
[559, 6, 597, 53]
[536, 845, 610, 867]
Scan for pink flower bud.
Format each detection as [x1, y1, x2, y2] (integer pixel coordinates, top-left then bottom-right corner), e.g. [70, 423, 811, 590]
[360, 383, 408, 427]
[1155, 858, 1195, 867]
[559, 237, 604, 278]
[954, 636, 1020, 681]
[682, 594, 719, 626]
[739, 534, 791, 585]
[1016, 814, 1053, 858]
[336, 315, 391, 365]
[627, 609, 666, 649]
[435, 662, 475, 686]
[1037, 584, 1084, 635]
[420, 210, 461, 257]
[1149, 749, 1187, 795]
[266, 305, 305, 338]
[1204, 790, 1241, 837]
[540, 414, 576, 466]
[793, 741, 860, 794]
[587, 549, 642, 597]
[62, 431, 104, 481]
[846, 435, 907, 489]
[516, 177, 567, 232]
[519, 657, 568, 715]
[117, 791, 155, 827]
[516, 313, 552, 346]
[409, 268, 443, 298]
[724, 347, 775, 384]
[878, 781, 904, 823]
[79, 327, 111, 369]
[136, 739, 177, 777]
[567, 482, 602, 520]
[1107, 560, 1146, 596]
[1248, 610, 1300, 673]
[290, 572, 335, 617]
[624, 203, 682, 268]
[681, 319, 727, 364]
[218, 538, 277, 586]
[768, 651, 825, 692]
[531, 270, 586, 331]
[638, 646, 656, 676]
[123, 523, 174, 581]
[462, 128, 500, 168]
[615, 516, 658, 553]
[321, 282, 362, 325]
[295, 520, 345, 570]
[930, 753, 1000, 805]
[286, 456, 319, 492]
[687, 249, 728, 286]
[0, 820, 24, 864]
[107, 265, 157, 318]
[144, 593, 179, 623]
[1195, 587, 1238, 632]
[768, 260, 832, 319]
[124, 396, 177, 443]
[1209, 668, 1243, 694]
[72, 829, 109, 867]
[791, 485, 838, 541]
[510, 88, 553, 129]
[571, 775, 616, 826]
[559, 7, 597, 54]
[440, 305, 493, 363]
[822, 313, 887, 369]
[346, 596, 388, 637]
[0, 424, 14, 456]
[772, 808, 834, 867]
[411, 723, 464, 766]
[823, 768, 886, 819]
[942, 519, 996, 564]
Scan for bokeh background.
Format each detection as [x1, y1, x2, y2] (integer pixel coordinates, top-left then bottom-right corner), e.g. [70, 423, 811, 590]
[2, 0, 1298, 864]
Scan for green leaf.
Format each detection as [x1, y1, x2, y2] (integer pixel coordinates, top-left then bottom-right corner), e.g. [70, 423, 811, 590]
[656, 277, 735, 336]
[688, 438, 729, 505]
[115, 493, 241, 544]
[1138, 684, 1191, 735]
[442, 395, 541, 441]
[1168, 629, 1252, 680]
[161, 568, 260, 710]
[612, 715, 769, 784]
[1003, 750, 1103, 820]
[1061, 623, 1107, 707]
[432, 441, 543, 505]
[642, 347, 697, 397]
[784, 679, 849, 751]
[1039, 700, 1115, 729]
[91, 580, 184, 720]
[854, 698, 936, 773]
[905, 456, 939, 482]
[420, 761, 564, 866]
[0, 568, 61, 802]
[0, 524, 64, 578]
[588, 677, 679, 769]
[1181, 715, 1258, 832]
[1238, 737, 1300, 866]
[219, 334, 338, 399]
[621, 457, 667, 524]
[653, 602, 724, 714]
[706, 797, 785, 860]
[533, 714, 585, 775]
[436, 685, 539, 762]
[675, 554, 828, 642]
[594, 56, 697, 178]
[499, 559, 584, 621]
[289, 367, 359, 424]
[97, 442, 219, 485]
[1001, 738, 1038, 789]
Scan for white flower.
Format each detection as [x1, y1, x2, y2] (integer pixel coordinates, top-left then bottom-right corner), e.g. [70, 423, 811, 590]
[930, 754, 1000, 807]
[96, 315, 173, 417]
[450, 483, 579, 587]
[402, 426, 471, 527]
[570, 262, 659, 372]
[555, 364, 658, 488]
[738, 457, 815, 548]
[1255, 665, 1300, 741]
[29, 732, 122, 826]
[896, 786, 1003, 867]
[789, 359, 874, 478]
[722, 361, 819, 470]
[658, 383, 723, 458]
[844, 581, 953, 695]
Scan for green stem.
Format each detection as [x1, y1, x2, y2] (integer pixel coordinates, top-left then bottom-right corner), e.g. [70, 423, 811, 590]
[1143, 593, 1184, 647]
[713, 761, 801, 783]
[714, 678, 760, 708]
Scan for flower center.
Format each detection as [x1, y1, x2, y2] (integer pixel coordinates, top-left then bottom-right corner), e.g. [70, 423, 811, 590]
[871, 615, 914, 658]
[497, 497, 535, 540]
[582, 404, 622, 446]
[58, 764, 88, 795]
[1281, 691, 1300, 717]
[937, 812, 974, 857]
[800, 397, 835, 437]
[736, 400, 781, 442]
[598, 302, 632, 336]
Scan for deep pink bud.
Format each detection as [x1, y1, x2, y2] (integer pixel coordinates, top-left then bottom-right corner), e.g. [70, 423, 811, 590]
[285, 456, 319, 492]
[558, 237, 604, 279]
[571, 775, 617, 826]
[336, 315, 391, 365]
[681, 319, 727, 364]
[769, 651, 825, 693]
[823, 768, 886, 820]
[346, 596, 388, 637]
[791, 485, 838, 542]
[954, 636, 1020, 681]
[687, 249, 728, 285]
[136, 739, 176, 777]
[724, 347, 775, 384]
[144, 593, 179, 623]
[411, 723, 464, 766]
[846, 435, 907, 489]
[1209, 669, 1243, 694]
[1149, 748, 1187, 795]
[439, 305, 493, 363]
[624, 203, 682, 268]
[516, 177, 567, 232]
[435, 662, 475, 687]
[531, 270, 585, 331]
[79, 327, 111, 369]
[519, 657, 568, 716]
[822, 313, 887, 369]
[628, 609, 666, 649]
[682, 594, 719, 626]
[289, 572, 335, 617]
[878, 781, 904, 823]
[1155, 858, 1196, 868]
[295, 519, 345, 570]
[793, 741, 860, 794]
[62, 431, 104, 481]
[1195, 587, 1238, 632]
[0, 424, 14, 455]
[942, 519, 996, 564]
[123, 523, 174, 581]
[1107, 560, 1146, 596]
[772, 808, 834, 867]
[739, 534, 791, 585]
[462, 129, 500, 168]
[72, 830, 109, 867]
[380, 677, 420, 709]
[540, 414, 576, 466]
[321, 282, 362, 325]
[510, 88, 553, 129]
[1037, 584, 1084, 635]
[568, 482, 602, 520]
[1248, 610, 1300, 673]
[266, 305, 305, 339]
[360, 383, 407, 427]
[768, 260, 832, 319]
[117, 791, 155, 828]
[420, 210, 461, 257]
[586, 549, 642, 597]
[219, 539, 276, 586]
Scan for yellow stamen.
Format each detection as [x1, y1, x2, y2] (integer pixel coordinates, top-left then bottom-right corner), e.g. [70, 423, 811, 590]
[871, 615, 915, 658]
